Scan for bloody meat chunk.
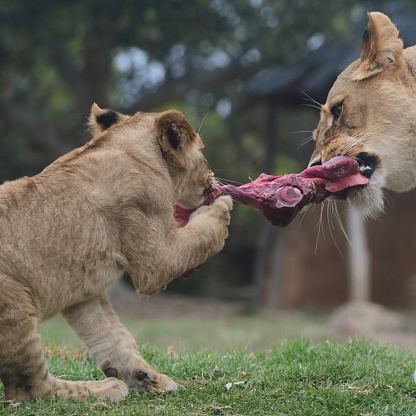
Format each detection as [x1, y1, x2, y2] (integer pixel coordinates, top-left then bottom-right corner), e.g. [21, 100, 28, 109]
[220, 156, 368, 226]
[173, 156, 368, 277]
[174, 156, 368, 229]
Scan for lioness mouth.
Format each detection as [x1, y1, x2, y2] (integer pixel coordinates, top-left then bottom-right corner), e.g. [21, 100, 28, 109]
[356, 152, 378, 179]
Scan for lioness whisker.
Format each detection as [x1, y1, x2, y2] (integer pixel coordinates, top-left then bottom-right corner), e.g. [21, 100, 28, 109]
[326, 201, 344, 257]
[346, 122, 386, 143]
[344, 124, 387, 154]
[292, 130, 314, 134]
[301, 103, 322, 111]
[298, 135, 315, 149]
[384, 192, 395, 210]
[333, 201, 352, 247]
[299, 202, 313, 225]
[383, 119, 410, 135]
[197, 113, 209, 135]
[315, 202, 326, 255]
[300, 90, 323, 107]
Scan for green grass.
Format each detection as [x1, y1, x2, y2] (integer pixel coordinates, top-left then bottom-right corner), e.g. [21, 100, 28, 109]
[3, 339, 416, 415]
[39, 312, 330, 352]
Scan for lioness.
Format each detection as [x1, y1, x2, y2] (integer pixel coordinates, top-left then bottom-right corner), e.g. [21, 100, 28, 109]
[0, 104, 232, 401]
[309, 11, 416, 217]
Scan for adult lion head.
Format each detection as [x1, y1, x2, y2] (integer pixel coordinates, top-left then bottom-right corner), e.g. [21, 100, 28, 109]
[309, 12, 416, 218]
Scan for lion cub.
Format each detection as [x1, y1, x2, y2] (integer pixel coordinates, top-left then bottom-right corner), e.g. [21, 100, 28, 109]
[0, 104, 232, 401]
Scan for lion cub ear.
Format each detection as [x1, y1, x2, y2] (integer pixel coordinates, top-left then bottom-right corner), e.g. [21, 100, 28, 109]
[352, 12, 404, 81]
[88, 103, 128, 135]
[156, 110, 197, 154]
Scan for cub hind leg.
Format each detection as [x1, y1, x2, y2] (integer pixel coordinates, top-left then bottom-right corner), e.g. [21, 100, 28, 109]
[0, 276, 128, 402]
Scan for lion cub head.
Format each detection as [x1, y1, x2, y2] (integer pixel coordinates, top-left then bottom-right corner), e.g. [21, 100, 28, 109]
[309, 12, 416, 218]
[89, 104, 214, 210]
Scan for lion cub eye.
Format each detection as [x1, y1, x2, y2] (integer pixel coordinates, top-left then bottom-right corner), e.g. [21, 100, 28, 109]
[330, 102, 343, 124]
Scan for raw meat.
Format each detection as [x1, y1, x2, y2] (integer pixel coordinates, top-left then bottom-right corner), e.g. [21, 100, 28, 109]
[220, 156, 368, 226]
[174, 156, 368, 228]
[174, 156, 368, 277]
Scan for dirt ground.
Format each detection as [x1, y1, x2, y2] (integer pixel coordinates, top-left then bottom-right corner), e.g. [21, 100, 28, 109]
[109, 281, 245, 320]
[109, 281, 416, 353]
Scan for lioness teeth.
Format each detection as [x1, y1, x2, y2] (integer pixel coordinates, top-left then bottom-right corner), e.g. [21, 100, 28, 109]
[357, 164, 375, 180]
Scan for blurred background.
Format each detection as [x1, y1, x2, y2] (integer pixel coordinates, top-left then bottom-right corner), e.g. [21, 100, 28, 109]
[3, 0, 416, 350]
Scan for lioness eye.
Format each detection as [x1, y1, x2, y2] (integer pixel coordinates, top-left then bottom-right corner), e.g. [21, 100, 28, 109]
[330, 102, 343, 124]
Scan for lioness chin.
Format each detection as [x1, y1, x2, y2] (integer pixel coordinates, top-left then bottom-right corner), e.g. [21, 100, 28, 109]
[0, 104, 232, 402]
[309, 11, 416, 218]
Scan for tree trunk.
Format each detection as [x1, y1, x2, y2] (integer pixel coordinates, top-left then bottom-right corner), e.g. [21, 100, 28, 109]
[346, 205, 371, 301]
[253, 100, 284, 307]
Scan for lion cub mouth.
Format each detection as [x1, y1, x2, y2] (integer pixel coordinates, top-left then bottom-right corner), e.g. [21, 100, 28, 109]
[173, 186, 223, 227]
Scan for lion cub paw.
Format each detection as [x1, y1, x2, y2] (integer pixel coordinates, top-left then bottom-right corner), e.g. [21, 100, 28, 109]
[90, 378, 129, 401]
[122, 369, 178, 394]
[153, 373, 178, 393]
[192, 195, 232, 223]
[53, 377, 129, 401]
[213, 194, 233, 211]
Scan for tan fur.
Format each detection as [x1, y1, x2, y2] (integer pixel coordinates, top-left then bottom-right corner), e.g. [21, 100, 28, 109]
[310, 12, 416, 218]
[0, 105, 232, 401]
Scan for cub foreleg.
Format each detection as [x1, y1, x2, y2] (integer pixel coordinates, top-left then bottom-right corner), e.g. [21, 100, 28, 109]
[130, 195, 232, 295]
[62, 294, 177, 394]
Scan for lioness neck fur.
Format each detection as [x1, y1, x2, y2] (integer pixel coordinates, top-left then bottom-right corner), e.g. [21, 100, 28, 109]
[0, 104, 232, 401]
[309, 12, 416, 218]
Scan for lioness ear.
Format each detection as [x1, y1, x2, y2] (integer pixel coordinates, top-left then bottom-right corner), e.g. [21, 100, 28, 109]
[156, 110, 196, 154]
[89, 103, 127, 135]
[352, 12, 403, 81]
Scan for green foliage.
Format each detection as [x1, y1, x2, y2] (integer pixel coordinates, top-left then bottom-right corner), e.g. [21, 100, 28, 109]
[40, 311, 329, 352]
[3, 340, 416, 415]
[0, 0, 396, 164]
[2, 0, 416, 297]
